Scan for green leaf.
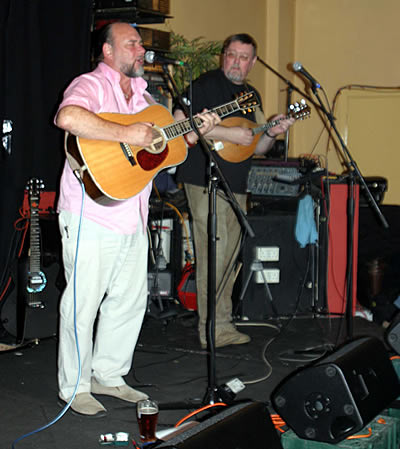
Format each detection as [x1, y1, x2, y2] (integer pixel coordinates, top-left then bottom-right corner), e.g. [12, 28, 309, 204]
[168, 32, 223, 93]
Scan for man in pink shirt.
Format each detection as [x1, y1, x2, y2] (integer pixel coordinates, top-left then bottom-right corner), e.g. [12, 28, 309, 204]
[55, 21, 219, 417]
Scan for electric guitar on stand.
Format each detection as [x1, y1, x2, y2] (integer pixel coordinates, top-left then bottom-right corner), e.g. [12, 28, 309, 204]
[1, 179, 59, 341]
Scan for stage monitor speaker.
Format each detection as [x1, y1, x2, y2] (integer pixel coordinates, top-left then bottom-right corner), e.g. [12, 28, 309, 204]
[155, 401, 283, 449]
[386, 312, 400, 355]
[235, 206, 319, 320]
[271, 337, 400, 444]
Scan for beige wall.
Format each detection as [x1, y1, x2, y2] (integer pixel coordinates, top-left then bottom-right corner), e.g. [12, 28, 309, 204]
[158, 0, 400, 204]
[292, 0, 400, 204]
[158, 0, 269, 106]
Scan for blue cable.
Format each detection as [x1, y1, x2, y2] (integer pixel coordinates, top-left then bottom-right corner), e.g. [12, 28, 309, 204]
[12, 176, 85, 448]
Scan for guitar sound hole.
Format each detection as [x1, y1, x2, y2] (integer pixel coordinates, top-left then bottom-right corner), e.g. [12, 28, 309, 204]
[137, 146, 169, 171]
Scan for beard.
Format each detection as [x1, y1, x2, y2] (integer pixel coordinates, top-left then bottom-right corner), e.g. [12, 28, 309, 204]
[121, 62, 144, 78]
[225, 66, 244, 83]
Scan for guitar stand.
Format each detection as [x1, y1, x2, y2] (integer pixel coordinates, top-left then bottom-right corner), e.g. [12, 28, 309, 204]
[146, 228, 178, 323]
[146, 276, 178, 323]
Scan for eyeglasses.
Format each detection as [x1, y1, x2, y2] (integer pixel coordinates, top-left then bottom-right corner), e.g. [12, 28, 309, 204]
[224, 51, 252, 63]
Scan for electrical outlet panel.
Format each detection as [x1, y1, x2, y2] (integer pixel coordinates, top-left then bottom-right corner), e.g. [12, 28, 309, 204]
[255, 246, 280, 262]
[255, 269, 280, 284]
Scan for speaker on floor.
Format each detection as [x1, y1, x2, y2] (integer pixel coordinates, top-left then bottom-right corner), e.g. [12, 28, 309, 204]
[234, 204, 320, 320]
[155, 401, 283, 449]
[386, 311, 400, 355]
[271, 336, 400, 444]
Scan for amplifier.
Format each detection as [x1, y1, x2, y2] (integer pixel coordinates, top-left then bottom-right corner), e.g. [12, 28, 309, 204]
[247, 159, 301, 197]
[94, 0, 170, 15]
[137, 27, 170, 51]
[359, 176, 388, 206]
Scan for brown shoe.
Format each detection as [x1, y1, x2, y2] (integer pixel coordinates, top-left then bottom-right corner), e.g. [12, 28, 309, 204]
[91, 378, 148, 403]
[200, 328, 251, 349]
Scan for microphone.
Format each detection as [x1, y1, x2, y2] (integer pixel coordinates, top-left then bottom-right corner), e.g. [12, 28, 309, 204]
[292, 62, 320, 89]
[144, 50, 185, 66]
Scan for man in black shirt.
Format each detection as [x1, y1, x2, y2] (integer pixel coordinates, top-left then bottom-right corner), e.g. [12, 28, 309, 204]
[174, 34, 294, 348]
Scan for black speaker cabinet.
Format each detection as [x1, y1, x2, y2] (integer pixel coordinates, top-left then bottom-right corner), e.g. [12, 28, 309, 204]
[235, 209, 319, 320]
[155, 401, 283, 449]
[272, 337, 400, 444]
[386, 312, 400, 355]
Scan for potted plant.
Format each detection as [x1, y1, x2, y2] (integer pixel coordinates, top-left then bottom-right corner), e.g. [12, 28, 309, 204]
[168, 33, 223, 93]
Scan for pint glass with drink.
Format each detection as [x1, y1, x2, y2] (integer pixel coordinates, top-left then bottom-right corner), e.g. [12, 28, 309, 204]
[136, 399, 159, 443]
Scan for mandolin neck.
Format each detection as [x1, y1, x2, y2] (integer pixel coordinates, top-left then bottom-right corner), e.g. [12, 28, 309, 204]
[252, 116, 289, 137]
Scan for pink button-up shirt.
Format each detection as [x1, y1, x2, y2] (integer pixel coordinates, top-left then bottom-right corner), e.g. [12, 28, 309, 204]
[56, 63, 153, 234]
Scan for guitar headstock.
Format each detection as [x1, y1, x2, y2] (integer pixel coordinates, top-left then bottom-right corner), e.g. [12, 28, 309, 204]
[26, 178, 45, 202]
[237, 91, 260, 114]
[288, 99, 311, 120]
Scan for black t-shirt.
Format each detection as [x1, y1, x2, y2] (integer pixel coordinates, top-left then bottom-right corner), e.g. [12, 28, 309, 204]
[175, 68, 263, 193]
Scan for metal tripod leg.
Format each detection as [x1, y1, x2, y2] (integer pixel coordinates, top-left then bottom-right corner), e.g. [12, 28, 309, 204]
[237, 258, 277, 317]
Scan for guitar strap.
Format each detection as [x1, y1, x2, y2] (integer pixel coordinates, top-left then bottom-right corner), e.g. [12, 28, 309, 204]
[144, 92, 157, 105]
[64, 133, 86, 180]
[254, 105, 265, 124]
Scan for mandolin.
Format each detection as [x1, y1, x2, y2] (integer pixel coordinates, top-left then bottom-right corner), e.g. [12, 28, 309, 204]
[214, 100, 311, 163]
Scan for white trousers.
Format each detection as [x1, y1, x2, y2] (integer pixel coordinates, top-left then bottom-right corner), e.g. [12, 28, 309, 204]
[58, 210, 148, 400]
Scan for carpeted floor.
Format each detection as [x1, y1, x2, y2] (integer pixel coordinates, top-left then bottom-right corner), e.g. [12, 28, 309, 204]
[1, 310, 391, 449]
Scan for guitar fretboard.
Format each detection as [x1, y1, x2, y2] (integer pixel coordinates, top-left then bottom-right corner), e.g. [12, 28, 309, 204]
[29, 197, 41, 277]
[251, 103, 310, 136]
[162, 96, 253, 141]
[252, 117, 286, 136]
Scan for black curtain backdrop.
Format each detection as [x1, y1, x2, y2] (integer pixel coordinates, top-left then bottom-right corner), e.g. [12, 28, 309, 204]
[0, 1, 92, 293]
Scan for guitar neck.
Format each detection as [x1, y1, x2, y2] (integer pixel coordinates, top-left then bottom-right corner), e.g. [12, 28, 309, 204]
[252, 116, 288, 136]
[162, 99, 244, 141]
[29, 203, 41, 274]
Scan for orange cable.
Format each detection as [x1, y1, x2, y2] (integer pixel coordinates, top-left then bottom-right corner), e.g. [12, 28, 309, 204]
[270, 413, 287, 433]
[174, 403, 227, 428]
[346, 427, 372, 440]
[346, 418, 387, 440]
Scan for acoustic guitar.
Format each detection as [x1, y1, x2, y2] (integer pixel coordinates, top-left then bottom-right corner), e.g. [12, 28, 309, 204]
[214, 100, 311, 163]
[65, 92, 259, 203]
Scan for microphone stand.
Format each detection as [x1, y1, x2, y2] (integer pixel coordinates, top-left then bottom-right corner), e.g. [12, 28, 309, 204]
[256, 57, 324, 160]
[307, 80, 388, 340]
[256, 57, 389, 339]
[158, 64, 255, 406]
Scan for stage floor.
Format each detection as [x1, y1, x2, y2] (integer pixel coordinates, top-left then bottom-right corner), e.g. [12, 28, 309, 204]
[1, 312, 387, 449]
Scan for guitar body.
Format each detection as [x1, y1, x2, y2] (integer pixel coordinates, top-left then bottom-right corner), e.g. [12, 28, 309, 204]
[215, 100, 311, 163]
[1, 258, 62, 340]
[66, 104, 187, 202]
[65, 93, 261, 202]
[217, 117, 261, 163]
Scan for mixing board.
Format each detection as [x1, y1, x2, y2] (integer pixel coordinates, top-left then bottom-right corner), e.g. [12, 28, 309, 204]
[247, 162, 302, 196]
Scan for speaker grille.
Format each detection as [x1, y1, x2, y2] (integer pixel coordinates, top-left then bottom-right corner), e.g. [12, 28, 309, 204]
[272, 337, 400, 443]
